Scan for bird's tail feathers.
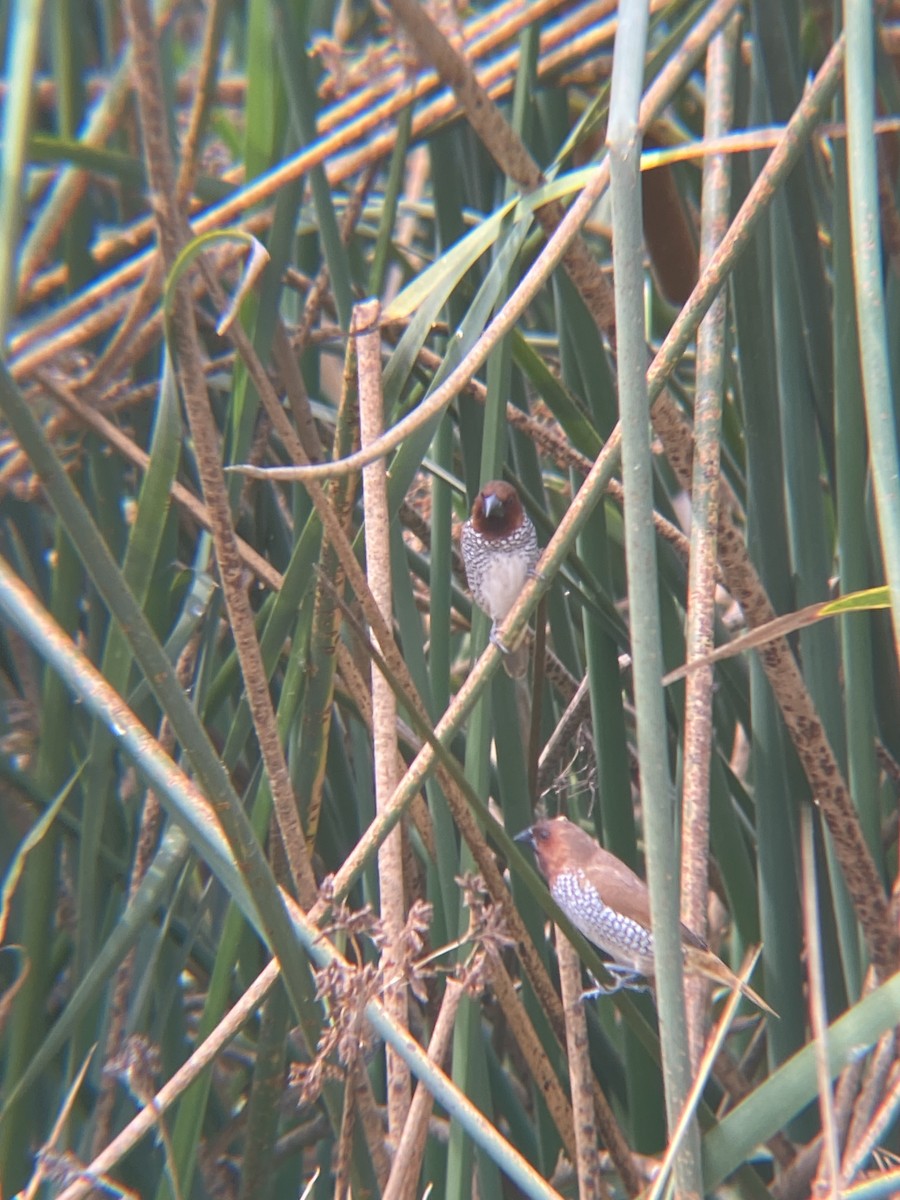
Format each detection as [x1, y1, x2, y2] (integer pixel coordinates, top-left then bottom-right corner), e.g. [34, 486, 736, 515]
[686, 947, 778, 1017]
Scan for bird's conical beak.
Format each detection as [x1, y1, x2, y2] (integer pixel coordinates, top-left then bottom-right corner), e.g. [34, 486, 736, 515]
[482, 493, 503, 519]
[514, 827, 535, 848]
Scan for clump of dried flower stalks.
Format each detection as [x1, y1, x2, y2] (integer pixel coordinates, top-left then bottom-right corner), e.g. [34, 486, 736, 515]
[290, 873, 516, 1110]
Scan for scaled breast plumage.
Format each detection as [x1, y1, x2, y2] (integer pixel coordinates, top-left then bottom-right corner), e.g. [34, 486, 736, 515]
[460, 482, 539, 623]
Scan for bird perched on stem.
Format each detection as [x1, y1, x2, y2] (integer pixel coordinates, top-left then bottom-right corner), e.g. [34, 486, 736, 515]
[516, 816, 775, 1015]
[460, 480, 539, 678]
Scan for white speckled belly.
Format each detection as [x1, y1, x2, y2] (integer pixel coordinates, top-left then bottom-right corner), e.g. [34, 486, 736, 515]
[552, 869, 655, 973]
[475, 553, 530, 621]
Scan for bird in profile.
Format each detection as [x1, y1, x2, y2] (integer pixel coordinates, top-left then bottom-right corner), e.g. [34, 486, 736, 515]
[516, 816, 775, 1015]
[460, 480, 539, 678]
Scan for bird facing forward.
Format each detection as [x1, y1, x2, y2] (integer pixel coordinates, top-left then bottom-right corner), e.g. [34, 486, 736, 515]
[460, 480, 539, 678]
[516, 816, 774, 1014]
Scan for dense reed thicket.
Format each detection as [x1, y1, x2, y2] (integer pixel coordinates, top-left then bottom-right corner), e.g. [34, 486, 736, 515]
[1, 2, 899, 1197]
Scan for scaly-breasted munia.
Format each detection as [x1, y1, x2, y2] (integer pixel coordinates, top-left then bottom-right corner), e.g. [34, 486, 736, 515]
[516, 816, 774, 1014]
[460, 480, 539, 678]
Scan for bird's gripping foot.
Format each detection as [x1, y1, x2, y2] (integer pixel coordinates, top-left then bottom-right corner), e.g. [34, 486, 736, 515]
[489, 623, 512, 657]
[582, 964, 651, 1000]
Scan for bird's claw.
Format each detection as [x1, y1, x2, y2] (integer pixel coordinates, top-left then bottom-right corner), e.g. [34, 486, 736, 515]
[489, 625, 511, 656]
[582, 965, 651, 1000]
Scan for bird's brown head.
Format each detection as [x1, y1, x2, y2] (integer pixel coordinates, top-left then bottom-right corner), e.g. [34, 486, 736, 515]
[470, 481, 524, 539]
[515, 816, 591, 884]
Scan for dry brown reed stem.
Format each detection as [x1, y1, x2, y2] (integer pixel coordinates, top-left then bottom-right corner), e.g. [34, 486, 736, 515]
[174, 0, 228, 209]
[830, 1049, 868, 1168]
[79, 259, 163, 392]
[356, 1063, 394, 1190]
[123, 0, 316, 905]
[293, 161, 379, 361]
[183, 188, 396, 762]
[332, 1053, 392, 1198]
[182, 284, 400, 1166]
[0, 411, 67, 494]
[272, 321, 326, 464]
[275, 161, 379, 465]
[557, 936, 608, 1200]
[485, 952, 578, 1165]
[715, 492, 897, 971]
[357, 299, 411, 1131]
[681, 15, 739, 1070]
[212, 316, 450, 861]
[381, 979, 464, 1200]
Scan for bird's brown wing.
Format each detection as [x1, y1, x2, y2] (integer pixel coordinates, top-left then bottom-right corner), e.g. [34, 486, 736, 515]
[583, 848, 709, 951]
[582, 850, 655, 930]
